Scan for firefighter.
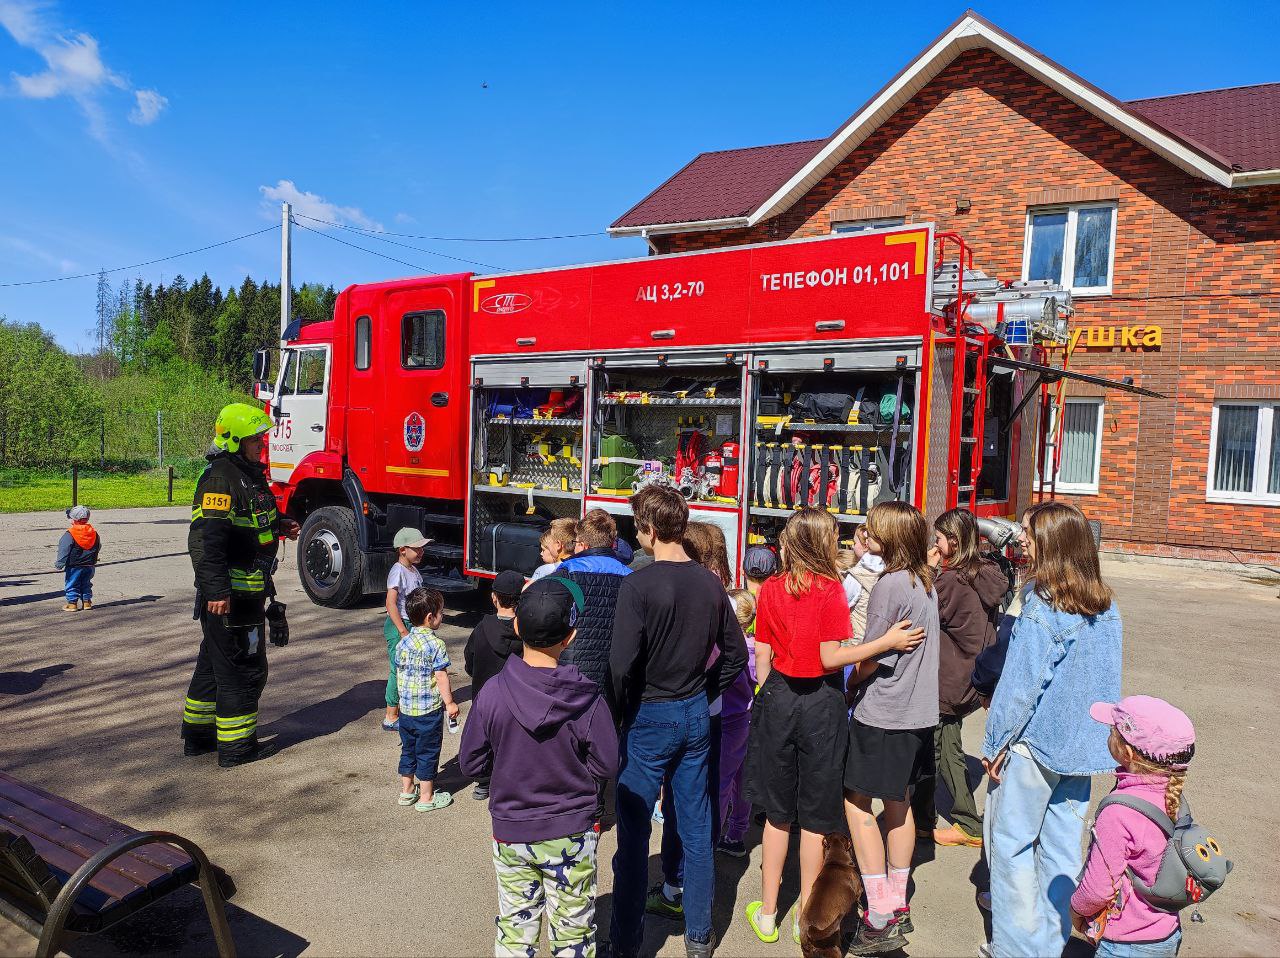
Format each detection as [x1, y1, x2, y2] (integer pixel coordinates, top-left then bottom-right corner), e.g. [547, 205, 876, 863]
[182, 402, 300, 767]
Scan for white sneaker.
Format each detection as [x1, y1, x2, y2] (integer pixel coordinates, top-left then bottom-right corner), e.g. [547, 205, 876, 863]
[978, 942, 994, 958]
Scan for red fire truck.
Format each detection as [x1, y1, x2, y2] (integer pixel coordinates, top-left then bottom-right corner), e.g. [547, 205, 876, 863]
[254, 224, 1158, 607]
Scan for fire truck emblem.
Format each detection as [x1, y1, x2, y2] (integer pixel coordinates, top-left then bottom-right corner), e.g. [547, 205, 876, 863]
[403, 412, 426, 452]
[480, 292, 532, 315]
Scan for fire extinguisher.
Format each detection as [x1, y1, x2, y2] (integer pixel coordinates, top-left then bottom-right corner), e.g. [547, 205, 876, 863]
[702, 449, 723, 496]
[718, 441, 740, 497]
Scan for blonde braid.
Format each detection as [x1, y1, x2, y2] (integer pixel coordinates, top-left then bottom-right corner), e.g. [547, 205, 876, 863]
[1164, 771, 1186, 820]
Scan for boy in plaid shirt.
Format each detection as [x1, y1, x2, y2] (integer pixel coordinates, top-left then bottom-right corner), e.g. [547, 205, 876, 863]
[395, 587, 458, 811]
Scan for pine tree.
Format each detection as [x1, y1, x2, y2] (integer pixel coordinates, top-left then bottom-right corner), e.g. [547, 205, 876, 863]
[94, 269, 114, 353]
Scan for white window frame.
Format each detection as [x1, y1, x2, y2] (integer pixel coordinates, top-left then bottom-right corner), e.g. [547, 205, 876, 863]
[1021, 202, 1117, 296]
[831, 216, 906, 234]
[1038, 397, 1104, 495]
[1206, 401, 1280, 506]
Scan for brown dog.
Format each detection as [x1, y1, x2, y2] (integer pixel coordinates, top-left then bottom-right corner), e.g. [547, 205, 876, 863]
[800, 833, 863, 958]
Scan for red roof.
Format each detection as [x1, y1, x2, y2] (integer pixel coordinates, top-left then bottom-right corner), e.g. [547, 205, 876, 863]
[611, 15, 1279, 233]
[610, 139, 825, 230]
[1127, 83, 1280, 173]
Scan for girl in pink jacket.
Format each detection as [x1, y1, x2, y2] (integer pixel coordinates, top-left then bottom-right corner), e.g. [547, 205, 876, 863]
[1071, 696, 1196, 957]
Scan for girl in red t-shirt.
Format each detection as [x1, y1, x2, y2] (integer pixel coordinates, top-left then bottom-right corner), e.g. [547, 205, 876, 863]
[742, 508, 925, 944]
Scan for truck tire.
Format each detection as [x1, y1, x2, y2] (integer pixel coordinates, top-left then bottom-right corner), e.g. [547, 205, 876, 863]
[298, 505, 365, 608]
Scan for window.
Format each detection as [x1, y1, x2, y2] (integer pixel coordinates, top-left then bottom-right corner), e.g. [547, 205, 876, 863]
[401, 310, 445, 369]
[1207, 402, 1280, 505]
[1023, 203, 1116, 294]
[278, 350, 298, 396]
[295, 348, 327, 395]
[832, 216, 906, 234]
[355, 315, 371, 370]
[1038, 397, 1104, 494]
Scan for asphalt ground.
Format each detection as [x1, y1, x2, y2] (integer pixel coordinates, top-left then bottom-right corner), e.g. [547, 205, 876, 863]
[1, 506, 1277, 957]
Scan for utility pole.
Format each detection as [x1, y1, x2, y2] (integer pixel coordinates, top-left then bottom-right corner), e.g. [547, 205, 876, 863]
[280, 201, 292, 338]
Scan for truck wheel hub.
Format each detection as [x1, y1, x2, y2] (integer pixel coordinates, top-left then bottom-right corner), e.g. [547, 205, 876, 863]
[304, 529, 344, 587]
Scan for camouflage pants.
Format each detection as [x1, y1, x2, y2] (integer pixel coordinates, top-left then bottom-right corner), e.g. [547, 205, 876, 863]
[492, 830, 598, 958]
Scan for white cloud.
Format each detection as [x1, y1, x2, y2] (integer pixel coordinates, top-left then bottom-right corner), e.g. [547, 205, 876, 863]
[259, 179, 383, 231]
[129, 87, 166, 125]
[0, 234, 78, 273]
[393, 212, 417, 225]
[0, 0, 165, 141]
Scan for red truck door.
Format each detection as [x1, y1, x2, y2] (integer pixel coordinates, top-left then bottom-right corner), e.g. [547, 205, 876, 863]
[378, 283, 464, 501]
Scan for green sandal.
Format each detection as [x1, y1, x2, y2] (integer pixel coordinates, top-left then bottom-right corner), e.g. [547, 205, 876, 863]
[397, 787, 420, 806]
[414, 790, 453, 812]
[746, 901, 779, 943]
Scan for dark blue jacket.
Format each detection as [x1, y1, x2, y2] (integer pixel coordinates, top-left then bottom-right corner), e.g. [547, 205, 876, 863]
[55, 525, 101, 570]
[555, 547, 632, 694]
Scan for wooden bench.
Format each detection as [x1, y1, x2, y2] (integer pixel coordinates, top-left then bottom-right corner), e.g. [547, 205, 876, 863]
[0, 772, 235, 957]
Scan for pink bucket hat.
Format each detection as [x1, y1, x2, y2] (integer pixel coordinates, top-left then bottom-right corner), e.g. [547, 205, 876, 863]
[1090, 695, 1195, 767]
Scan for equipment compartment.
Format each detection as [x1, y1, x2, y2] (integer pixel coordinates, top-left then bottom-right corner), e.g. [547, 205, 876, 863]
[468, 379, 586, 574]
[745, 361, 917, 548]
[589, 362, 746, 505]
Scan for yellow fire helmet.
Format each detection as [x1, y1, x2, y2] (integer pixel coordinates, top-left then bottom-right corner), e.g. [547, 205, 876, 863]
[214, 402, 274, 453]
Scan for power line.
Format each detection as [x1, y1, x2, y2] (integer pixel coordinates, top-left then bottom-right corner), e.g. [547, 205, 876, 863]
[293, 219, 502, 272]
[0, 226, 280, 288]
[292, 211, 605, 242]
[294, 220, 440, 272]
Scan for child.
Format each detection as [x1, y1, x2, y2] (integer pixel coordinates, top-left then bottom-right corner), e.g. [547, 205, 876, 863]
[609, 484, 747, 958]
[982, 502, 1121, 958]
[745, 507, 924, 947]
[742, 544, 778, 597]
[842, 524, 884, 641]
[463, 569, 525, 801]
[529, 517, 579, 582]
[1071, 696, 1197, 957]
[55, 505, 101, 611]
[395, 587, 457, 812]
[383, 527, 430, 731]
[716, 588, 757, 858]
[842, 501, 940, 953]
[459, 577, 619, 957]
[914, 508, 1008, 849]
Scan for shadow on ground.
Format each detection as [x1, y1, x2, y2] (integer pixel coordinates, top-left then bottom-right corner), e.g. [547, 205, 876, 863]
[55, 884, 309, 958]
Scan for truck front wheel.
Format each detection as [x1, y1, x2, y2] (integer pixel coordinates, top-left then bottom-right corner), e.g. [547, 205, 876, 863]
[298, 505, 365, 608]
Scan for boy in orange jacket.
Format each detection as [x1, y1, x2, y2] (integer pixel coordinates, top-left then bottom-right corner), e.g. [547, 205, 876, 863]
[54, 505, 101, 611]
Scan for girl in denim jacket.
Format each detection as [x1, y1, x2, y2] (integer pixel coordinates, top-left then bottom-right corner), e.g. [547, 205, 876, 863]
[981, 502, 1122, 958]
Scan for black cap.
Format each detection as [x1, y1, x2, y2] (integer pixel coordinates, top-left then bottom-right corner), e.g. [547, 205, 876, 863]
[492, 570, 525, 596]
[743, 545, 779, 579]
[516, 577, 585, 648]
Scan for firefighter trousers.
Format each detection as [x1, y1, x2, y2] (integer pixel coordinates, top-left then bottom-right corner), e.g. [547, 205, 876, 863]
[182, 609, 269, 761]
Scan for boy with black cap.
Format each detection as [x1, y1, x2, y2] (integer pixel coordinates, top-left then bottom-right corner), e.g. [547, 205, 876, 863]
[460, 577, 619, 958]
[463, 569, 525, 800]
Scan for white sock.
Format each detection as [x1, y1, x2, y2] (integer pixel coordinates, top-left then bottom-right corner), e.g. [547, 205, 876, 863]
[756, 909, 776, 935]
[663, 882, 682, 901]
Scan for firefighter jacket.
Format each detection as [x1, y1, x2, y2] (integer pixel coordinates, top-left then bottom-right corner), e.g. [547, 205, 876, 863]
[188, 451, 281, 605]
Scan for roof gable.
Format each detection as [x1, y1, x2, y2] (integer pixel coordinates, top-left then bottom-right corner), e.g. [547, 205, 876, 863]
[611, 12, 1279, 236]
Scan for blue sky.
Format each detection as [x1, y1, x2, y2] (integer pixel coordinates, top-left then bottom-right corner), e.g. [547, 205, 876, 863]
[1, 1, 1274, 350]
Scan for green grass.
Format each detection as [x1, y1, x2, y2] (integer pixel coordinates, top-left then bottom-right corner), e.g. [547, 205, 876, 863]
[0, 468, 198, 513]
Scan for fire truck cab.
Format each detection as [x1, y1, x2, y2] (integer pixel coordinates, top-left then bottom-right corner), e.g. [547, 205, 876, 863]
[257, 224, 1154, 608]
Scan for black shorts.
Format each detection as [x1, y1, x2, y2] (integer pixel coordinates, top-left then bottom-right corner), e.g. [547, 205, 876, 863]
[843, 718, 935, 801]
[744, 670, 849, 834]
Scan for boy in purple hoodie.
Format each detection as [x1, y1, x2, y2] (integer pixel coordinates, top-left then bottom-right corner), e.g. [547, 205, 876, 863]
[460, 577, 619, 958]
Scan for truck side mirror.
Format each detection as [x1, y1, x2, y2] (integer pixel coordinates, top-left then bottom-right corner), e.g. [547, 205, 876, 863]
[253, 349, 270, 382]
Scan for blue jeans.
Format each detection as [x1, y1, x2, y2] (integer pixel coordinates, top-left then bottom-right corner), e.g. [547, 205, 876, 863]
[1095, 930, 1182, 957]
[611, 695, 714, 949]
[64, 566, 94, 602]
[398, 710, 444, 782]
[660, 713, 721, 887]
[985, 745, 1090, 958]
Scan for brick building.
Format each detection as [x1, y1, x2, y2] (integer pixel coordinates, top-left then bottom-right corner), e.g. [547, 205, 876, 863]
[610, 12, 1280, 562]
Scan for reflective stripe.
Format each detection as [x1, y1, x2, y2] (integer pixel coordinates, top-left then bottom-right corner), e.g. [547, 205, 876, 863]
[229, 568, 265, 592]
[257, 530, 275, 545]
[183, 697, 217, 724]
[216, 712, 257, 742]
